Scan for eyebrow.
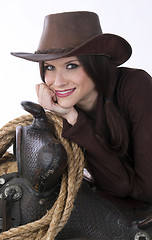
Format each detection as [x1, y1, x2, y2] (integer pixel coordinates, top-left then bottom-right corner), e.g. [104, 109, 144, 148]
[65, 59, 79, 64]
[44, 62, 51, 65]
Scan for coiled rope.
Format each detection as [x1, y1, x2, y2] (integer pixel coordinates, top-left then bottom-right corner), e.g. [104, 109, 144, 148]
[0, 112, 85, 240]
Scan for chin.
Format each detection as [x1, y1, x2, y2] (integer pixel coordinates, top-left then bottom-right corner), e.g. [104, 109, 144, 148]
[57, 100, 74, 109]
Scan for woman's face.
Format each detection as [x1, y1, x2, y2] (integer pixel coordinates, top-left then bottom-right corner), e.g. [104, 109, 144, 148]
[44, 56, 98, 111]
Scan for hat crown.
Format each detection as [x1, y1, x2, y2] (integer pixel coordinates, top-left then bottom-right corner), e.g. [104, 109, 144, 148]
[38, 11, 102, 51]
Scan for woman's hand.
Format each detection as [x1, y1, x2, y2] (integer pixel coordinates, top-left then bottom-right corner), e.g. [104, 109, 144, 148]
[35, 83, 78, 125]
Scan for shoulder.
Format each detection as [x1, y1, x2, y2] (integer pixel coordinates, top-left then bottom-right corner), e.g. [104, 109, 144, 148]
[118, 67, 152, 88]
[116, 67, 152, 116]
[117, 67, 152, 102]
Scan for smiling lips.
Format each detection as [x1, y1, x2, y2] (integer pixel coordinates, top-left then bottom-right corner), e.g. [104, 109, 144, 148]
[55, 88, 76, 98]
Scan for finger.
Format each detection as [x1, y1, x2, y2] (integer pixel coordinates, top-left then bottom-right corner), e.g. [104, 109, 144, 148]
[52, 93, 57, 102]
[35, 83, 46, 98]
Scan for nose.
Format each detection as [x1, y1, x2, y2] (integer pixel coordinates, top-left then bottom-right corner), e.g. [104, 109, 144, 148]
[54, 71, 67, 87]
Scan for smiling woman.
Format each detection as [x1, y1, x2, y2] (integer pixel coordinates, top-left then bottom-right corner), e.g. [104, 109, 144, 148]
[1, 9, 152, 240]
[12, 11, 152, 201]
[11, 9, 152, 202]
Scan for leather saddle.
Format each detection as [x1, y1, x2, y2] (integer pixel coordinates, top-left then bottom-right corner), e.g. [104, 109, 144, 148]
[0, 101, 67, 232]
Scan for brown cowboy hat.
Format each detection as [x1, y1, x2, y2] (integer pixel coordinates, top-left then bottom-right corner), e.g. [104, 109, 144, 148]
[11, 11, 132, 65]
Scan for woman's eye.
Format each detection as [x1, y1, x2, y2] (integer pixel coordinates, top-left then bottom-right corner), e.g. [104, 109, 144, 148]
[44, 65, 55, 71]
[67, 63, 79, 69]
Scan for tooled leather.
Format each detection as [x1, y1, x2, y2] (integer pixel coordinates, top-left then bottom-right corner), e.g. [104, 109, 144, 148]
[16, 101, 67, 192]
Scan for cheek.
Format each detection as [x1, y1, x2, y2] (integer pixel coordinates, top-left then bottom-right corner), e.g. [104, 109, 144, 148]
[79, 74, 95, 92]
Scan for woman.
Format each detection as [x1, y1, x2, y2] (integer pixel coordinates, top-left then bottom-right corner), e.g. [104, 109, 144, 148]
[11, 11, 152, 203]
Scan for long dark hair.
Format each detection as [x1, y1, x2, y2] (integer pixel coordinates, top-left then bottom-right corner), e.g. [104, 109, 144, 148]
[77, 55, 129, 157]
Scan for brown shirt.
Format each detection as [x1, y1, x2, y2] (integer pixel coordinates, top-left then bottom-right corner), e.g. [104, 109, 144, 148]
[62, 67, 152, 202]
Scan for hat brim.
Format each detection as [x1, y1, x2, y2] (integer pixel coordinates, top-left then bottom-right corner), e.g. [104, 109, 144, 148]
[11, 34, 132, 66]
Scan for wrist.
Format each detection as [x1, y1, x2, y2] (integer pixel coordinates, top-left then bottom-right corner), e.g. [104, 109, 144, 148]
[64, 108, 78, 126]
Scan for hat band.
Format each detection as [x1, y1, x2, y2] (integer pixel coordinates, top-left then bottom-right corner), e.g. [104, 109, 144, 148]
[34, 48, 74, 54]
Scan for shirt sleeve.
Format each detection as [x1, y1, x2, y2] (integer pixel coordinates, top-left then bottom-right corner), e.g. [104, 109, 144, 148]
[62, 107, 134, 200]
